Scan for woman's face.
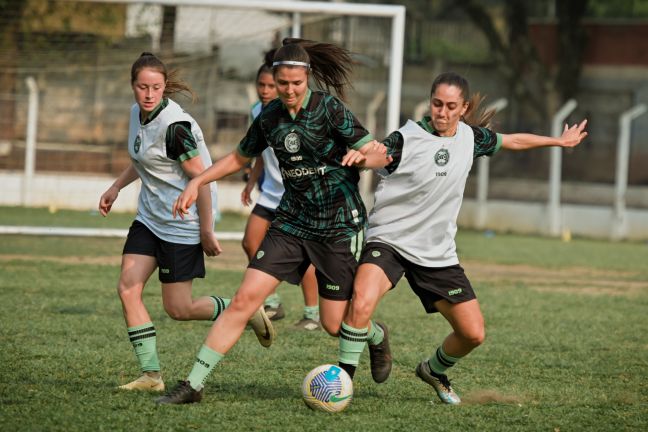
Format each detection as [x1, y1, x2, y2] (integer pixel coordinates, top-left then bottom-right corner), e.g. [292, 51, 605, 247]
[256, 71, 277, 106]
[274, 66, 309, 112]
[429, 83, 468, 136]
[132, 68, 166, 117]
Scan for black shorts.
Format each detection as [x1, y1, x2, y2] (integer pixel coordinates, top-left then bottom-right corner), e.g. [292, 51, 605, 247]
[248, 226, 363, 301]
[360, 242, 476, 313]
[122, 220, 205, 283]
[251, 204, 276, 222]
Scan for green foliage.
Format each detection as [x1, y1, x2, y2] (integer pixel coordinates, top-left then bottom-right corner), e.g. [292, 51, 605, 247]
[1, 230, 647, 431]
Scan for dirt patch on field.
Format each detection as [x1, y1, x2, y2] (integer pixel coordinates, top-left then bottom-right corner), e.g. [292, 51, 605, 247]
[463, 260, 648, 296]
[2, 253, 646, 295]
[461, 389, 526, 405]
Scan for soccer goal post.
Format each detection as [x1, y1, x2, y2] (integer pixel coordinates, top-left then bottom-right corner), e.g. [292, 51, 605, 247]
[76, 0, 405, 135]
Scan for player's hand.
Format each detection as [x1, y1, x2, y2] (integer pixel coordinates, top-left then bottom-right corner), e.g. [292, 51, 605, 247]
[560, 119, 588, 148]
[359, 140, 388, 156]
[241, 184, 254, 207]
[173, 179, 200, 219]
[200, 231, 223, 257]
[341, 148, 367, 166]
[98, 185, 119, 217]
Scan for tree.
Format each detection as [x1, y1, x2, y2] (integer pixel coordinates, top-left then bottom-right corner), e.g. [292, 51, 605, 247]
[453, 0, 588, 126]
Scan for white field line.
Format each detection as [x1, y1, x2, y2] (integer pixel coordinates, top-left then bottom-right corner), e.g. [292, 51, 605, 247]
[0, 225, 243, 240]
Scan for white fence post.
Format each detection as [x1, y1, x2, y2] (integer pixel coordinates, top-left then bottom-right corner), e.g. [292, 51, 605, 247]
[23, 77, 39, 206]
[291, 12, 301, 37]
[475, 98, 508, 229]
[611, 103, 647, 241]
[548, 99, 577, 236]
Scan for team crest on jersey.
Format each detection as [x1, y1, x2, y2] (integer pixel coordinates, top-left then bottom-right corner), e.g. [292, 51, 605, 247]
[133, 135, 141, 154]
[284, 132, 301, 153]
[434, 148, 449, 166]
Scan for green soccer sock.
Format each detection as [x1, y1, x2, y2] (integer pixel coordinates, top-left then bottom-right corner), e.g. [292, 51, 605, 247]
[367, 320, 384, 345]
[428, 345, 461, 375]
[187, 344, 224, 391]
[338, 322, 368, 378]
[303, 305, 320, 321]
[127, 322, 160, 373]
[209, 296, 231, 321]
[264, 293, 281, 308]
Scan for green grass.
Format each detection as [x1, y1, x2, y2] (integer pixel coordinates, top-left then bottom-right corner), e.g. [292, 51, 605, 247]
[1, 208, 648, 431]
[0, 205, 248, 232]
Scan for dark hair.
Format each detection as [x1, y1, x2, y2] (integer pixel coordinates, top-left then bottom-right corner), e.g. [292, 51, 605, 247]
[130, 52, 196, 102]
[271, 38, 354, 100]
[430, 72, 495, 128]
[256, 48, 276, 81]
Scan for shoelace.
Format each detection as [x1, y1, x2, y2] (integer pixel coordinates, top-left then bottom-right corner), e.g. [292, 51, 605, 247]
[437, 374, 453, 392]
[166, 381, 191, 397]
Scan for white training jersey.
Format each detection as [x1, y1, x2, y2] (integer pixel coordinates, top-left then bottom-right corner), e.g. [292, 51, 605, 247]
[128, 98, 217, 244]
[250, 101, 284, 210]
[367, 120, 476, 267]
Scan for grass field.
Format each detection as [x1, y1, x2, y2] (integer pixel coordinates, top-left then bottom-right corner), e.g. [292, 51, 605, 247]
[1, 207, 647, 431]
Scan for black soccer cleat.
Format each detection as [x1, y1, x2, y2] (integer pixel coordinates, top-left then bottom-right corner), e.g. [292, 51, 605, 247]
[368, 321, 392, 383]
[155, 380, 203, 405]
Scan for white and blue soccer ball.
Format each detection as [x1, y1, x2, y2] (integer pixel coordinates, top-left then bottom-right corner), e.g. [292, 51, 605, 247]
[302, 364, 353, 413]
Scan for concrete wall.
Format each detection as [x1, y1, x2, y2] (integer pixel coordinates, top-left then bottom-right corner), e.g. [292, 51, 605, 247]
[3, 171, 647, 241]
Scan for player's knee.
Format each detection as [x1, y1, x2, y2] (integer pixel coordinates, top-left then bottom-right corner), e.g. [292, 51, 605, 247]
[320, 320, 341, 337]
[350, 292, 376, 322]
[117, 281, 142, 303]
[164, 304, 191, 321]
[462, 327, 485, 348]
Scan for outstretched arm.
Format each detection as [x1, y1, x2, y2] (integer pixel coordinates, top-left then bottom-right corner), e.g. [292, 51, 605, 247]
[173, 150, 251, 219]
[501, 119, 588, 151]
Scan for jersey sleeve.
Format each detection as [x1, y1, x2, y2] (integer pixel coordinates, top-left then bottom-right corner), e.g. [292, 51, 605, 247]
[166, 121, 199, 162]
[328, 96, 373, 150]
[237, 115, 269, 158]
[381, 130, 404, 174]
[471, 126, 502, 158]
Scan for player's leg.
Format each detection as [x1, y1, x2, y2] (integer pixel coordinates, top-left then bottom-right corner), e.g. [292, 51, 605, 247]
[242, 206, 284, 320]
[339, 262, 393, 381]
[159, 238, 231, 322]
[157, 227, 306, 404]
[117, 253, 162, 391]
[412, 265, 482, 404]
[156, 269, 280, 404]
[295, 265, 320, 330]
[117, 220, 164, 391]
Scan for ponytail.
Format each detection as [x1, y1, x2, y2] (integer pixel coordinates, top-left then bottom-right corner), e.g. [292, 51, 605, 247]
[273, 38, 354, 100]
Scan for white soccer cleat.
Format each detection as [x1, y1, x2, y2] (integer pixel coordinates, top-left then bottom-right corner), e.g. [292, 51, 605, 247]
[118, 374, 165, 391]
[248, 306, 276, 348]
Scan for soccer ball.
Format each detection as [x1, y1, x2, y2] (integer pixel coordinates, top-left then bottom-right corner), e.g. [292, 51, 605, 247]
[302, 364, 353, 413]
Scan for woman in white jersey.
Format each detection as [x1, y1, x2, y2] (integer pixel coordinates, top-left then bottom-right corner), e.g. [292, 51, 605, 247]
[336, 72, 588, 405]
[98, 52, 274, 393]
[241, 55, 321, 330]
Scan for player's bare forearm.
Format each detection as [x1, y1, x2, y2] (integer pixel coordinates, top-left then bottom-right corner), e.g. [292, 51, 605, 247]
[502, 119, 588, 151]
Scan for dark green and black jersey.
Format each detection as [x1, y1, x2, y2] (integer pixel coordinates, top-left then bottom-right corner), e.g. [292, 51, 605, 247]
[238, 90, 373, 242]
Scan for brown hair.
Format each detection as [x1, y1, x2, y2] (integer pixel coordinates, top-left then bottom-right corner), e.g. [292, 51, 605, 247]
[430, 72, 495, 128]
[130, 52, 196, 102]
[270, 38, 354, 101]
[256, 48, 276, 81]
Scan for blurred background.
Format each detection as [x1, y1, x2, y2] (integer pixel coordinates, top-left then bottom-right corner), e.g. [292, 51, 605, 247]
[1, 0, 647, 239]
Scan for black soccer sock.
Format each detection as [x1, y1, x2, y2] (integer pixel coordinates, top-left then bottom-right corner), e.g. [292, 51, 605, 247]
[338, 362, 357, 379]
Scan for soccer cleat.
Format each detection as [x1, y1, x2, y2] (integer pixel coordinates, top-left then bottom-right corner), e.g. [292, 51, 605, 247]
[264, 303, 285, 321]
[415, 360, 461, 405]
[118, 374, 165, 391]
[294, 317, 321, 331]
[368, 321, 392, 383]
[155, 380, 203, 405]
[248, 306, 276, 348]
